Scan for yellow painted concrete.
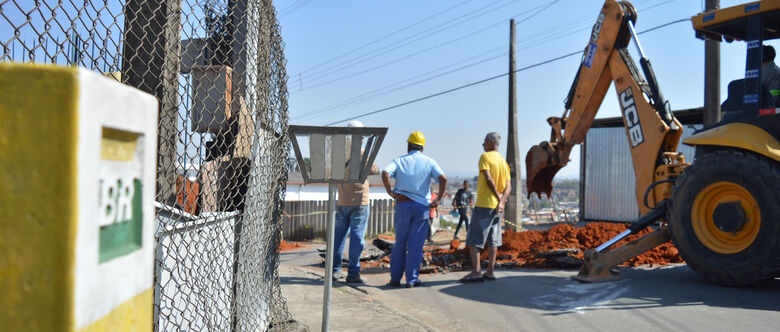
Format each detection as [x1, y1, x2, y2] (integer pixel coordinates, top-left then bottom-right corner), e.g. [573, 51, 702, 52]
[0, 63, 79, 331]
[78, 288, 153, 332]
[101, 128, 140, 162]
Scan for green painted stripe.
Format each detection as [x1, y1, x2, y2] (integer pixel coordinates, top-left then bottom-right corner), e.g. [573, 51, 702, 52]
[99, 180, 143, 263]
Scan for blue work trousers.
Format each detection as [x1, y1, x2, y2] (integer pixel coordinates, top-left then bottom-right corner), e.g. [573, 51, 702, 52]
[390, 201, 429, 285]
[332, 205, 370, 276]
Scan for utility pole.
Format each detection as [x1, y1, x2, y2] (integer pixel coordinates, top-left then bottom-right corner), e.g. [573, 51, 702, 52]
[122, 0, 183, 204]
[704, 0, 721, 126]
[505, 19, 523, 231]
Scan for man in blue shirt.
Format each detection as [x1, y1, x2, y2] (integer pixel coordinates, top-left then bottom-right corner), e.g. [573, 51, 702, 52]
[382, 131, 447, 288]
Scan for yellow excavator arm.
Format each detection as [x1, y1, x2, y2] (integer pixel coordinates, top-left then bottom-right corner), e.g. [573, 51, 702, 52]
[528, 0, 780, 285]
[525, 0, 686, 216]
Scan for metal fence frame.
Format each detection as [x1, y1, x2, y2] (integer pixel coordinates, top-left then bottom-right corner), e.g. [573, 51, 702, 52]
[282, 199, 395, 241]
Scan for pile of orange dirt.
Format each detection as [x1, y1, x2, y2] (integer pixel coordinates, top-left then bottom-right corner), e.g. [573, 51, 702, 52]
[278, 240, 304, 252]
[431, 222, 684, 269]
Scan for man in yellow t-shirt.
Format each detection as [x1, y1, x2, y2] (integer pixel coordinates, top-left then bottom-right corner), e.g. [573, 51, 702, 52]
[460, 132, 511, 283]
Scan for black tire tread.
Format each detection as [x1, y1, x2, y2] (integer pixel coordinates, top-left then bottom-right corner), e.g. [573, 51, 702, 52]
[669, 149, 780, 286]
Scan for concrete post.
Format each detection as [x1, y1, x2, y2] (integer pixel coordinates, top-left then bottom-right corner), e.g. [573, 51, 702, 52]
[505, 19, 523, 230]
[0, 64, 158, 332]
[704, 0, 721, 126]
[122, 0, 183, 205]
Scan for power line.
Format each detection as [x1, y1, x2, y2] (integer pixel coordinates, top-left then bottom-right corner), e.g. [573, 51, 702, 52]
[513, 0, 675, 56]
[638, 17, 688, 34]
[293, 47, 506, 120]
[293, 22, 506, 93]
[322, 17, 689, 126]
[294, 47, 505, 119]
[293, 0, 517, 86]
[324, 50, 580, 126]
[293, 0, 504, 83]
[294, 0, 671, 93]
[279, 0, 314, 18]
[297, 0, 676, 122]
[291, 0, 473, 77]
[294, 0, 559, 93]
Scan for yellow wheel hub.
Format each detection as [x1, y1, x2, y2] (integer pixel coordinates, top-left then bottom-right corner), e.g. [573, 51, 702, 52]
[692, 181, 761, 254]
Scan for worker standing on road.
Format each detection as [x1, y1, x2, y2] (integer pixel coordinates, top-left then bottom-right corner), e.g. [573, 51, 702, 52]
[460, 132, 511, 283]
[452, 180, 473, 240]
[332, 120, 378, 284]
[382, 131, 447, 288]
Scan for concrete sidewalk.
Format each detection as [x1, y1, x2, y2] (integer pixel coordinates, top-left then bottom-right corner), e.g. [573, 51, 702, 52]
[279, 263, 433, 332]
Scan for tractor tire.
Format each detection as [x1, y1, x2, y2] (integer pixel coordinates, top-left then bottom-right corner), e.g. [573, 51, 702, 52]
[669, 149, 780, 286]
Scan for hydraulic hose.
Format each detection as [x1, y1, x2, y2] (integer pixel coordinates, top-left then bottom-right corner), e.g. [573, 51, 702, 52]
[595, 200, 668, 252]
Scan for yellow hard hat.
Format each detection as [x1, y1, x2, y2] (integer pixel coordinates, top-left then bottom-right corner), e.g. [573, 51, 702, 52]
[407, 131, 426, 146]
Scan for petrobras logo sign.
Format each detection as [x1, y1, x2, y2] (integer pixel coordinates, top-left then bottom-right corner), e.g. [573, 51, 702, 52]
[619, 88, 645, 148]
[591, 13, 606, 42]
[97, 128, 144, 263]
[98, 176, 140, 227]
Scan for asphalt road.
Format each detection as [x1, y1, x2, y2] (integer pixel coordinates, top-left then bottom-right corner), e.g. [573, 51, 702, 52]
[281, 246, 780, 332]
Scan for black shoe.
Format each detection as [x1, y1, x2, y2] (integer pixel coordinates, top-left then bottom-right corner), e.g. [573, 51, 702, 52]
[388, 280, 401, 287]
[406, 281, 423, 288]
[346, 275, 365, 284]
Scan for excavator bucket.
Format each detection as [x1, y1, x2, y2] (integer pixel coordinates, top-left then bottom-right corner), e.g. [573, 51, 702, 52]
[525, 141, 563, 199]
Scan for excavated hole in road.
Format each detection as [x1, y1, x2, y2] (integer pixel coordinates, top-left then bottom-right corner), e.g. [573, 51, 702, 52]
[359, 222, 684, 274]
[430, 222, 684, 272]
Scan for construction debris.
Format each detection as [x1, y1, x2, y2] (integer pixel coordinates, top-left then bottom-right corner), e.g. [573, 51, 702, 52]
[430, 223, 683, 271]
[319, 242, 387, 264]
[535, 248, 580, 258]
[372, 237, 394, 252]
[314, 222, 684, 273]
[279, 240, 304, 252]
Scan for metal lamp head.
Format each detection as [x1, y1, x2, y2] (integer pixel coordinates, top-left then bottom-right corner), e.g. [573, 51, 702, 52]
[288, 125, 387, 184]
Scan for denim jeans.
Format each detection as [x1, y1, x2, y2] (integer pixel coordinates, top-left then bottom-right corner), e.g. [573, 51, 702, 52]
[389, 201, 429, 286]
[332, 205, 370, 276]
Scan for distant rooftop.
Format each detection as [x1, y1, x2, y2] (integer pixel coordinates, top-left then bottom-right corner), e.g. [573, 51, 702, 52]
[286, 172, 389, 186]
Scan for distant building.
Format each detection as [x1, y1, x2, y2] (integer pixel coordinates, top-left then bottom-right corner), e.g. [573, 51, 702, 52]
[285, 172, 392, 201]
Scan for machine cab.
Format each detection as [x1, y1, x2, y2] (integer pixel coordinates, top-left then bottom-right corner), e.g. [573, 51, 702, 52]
[692, 0, 780, 139]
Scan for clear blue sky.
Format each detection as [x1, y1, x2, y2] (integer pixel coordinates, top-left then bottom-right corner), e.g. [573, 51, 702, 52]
[278, 0, 770, 179]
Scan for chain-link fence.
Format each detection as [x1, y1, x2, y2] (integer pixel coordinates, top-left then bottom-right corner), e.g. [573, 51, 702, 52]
[1, 0, 295, 330]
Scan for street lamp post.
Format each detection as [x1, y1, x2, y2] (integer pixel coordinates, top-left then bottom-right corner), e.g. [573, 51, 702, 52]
[287, 125, 386, 332]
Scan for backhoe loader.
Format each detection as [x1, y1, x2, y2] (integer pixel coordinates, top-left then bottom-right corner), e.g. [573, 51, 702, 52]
[525, 0, 780, 286]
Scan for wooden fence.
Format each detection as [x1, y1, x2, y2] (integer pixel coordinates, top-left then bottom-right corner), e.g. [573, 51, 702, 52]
[282, 199, 395, 241]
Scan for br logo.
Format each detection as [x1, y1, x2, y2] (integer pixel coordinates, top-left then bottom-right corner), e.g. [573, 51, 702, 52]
[99, 177, 136, 226]
[98, 176, 143, 262]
